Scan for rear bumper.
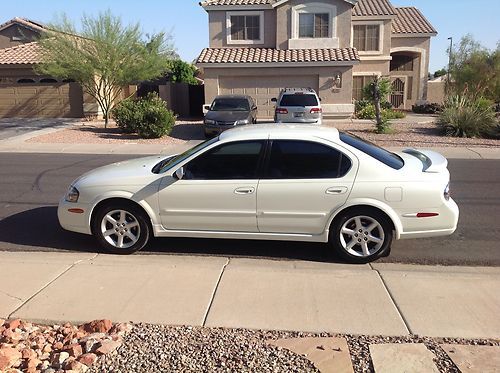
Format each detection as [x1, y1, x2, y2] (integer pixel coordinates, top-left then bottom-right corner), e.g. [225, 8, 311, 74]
[275, 115, 322, 124]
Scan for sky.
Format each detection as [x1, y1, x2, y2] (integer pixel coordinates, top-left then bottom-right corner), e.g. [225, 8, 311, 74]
[2, 0, 499, 73]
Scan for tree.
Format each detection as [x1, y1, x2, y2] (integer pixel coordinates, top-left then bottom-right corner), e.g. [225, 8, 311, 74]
[36, 11, 176, 127]
[434, 68, 447, 78]
[363, 76, 392, 133]
[168, 59, 198, 85]
[448, 34, 500, 102]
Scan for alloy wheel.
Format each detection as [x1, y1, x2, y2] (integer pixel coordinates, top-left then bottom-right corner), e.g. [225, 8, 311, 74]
[100, 209, 141, 249]
[339, 215, 385, 257]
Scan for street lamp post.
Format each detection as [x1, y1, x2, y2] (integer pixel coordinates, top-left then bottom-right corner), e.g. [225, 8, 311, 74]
[447, 37, 453, 88]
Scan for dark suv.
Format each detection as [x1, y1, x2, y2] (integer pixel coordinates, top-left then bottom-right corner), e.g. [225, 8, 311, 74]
[203, 95, 257, 137]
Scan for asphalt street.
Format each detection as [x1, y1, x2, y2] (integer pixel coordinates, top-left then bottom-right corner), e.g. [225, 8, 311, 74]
[0, 153, 498, 266]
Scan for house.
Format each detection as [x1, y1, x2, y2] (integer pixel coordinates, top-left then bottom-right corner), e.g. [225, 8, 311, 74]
[0, 17, 97, 118]
[196, 0, 437, 118]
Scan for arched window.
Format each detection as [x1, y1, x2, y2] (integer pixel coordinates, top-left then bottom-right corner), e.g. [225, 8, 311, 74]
[17, 78, 36, 83]
[40, 78, 59, 83]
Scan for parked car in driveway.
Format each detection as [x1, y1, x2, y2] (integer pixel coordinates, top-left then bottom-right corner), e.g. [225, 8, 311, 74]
[203, 95, 257, 137]
[272, 88, 322, 124]
[58, 125, 459, 263]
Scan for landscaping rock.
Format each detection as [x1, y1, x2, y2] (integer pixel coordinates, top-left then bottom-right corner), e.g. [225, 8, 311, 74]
[78, 353, 97, 367]
[80, 320, 112, 334]
[0, 346, 22, 370]
[95, 340, 121, 355]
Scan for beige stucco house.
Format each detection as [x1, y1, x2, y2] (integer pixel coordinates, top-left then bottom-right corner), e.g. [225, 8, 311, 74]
[196, 0, 437, 118]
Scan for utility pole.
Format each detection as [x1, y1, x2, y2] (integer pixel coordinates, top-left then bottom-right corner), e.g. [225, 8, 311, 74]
[447, 37, 453, 90]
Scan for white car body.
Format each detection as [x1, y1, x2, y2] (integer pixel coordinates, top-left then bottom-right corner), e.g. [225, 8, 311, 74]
[58, 125, 459, 262]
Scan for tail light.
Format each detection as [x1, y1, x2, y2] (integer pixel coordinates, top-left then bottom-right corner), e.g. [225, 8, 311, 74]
[310, 108, 322, 114]
[276, 108, 288, 114]
[444, 183, 450, 201]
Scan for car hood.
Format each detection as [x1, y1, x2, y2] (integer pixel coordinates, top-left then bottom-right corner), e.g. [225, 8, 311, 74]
[206, 111, 250, 121]
[74, 156, 167, 188]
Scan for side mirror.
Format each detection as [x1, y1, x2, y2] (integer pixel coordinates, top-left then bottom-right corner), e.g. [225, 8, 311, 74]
[203, 105, 211, 115]
[319, 97, 322, 102]
[271, 98, 277, 102]
[174, 167, 185, 180]
[252, 105, 257, 111]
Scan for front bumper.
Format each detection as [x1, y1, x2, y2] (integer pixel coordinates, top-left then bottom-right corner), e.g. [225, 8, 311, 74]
[57, 198, 92, 235]
[204, 124, 241, 135]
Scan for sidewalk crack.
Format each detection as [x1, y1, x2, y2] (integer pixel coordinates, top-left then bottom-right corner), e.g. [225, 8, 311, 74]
[370, 263, 412, 335]
[202, 258, 230, 327]
[466, 147, 483, 159]
[0, 290, 22, 301]
[7, 254, 98, 319]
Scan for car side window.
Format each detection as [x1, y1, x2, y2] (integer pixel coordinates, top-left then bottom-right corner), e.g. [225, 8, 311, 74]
[184, 141, 264, 180]
[266, 140, 351, 179]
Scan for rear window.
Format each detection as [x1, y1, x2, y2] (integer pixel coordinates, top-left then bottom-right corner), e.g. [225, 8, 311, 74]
[340, 132, 404, 170]
[279, 94, 318, 107]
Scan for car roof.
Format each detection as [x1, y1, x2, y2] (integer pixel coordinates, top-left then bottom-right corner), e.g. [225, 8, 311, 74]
[218, 124, 340, 142]
[213, 95, 252, 100]
[281, 88, 317, 95]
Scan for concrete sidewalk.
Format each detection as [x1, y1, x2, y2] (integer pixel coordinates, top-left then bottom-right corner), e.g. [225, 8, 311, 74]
[1, 251, 499, 340]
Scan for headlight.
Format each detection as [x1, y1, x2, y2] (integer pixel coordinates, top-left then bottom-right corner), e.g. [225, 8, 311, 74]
[235, 119, 249, 125]
[205, 119, 215, 125]
[65, 186, 80, 203]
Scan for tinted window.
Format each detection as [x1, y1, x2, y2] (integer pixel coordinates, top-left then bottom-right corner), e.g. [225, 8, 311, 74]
[340, 132, 404, 170]
[185, 141, 264, 180]
[266, 141, 351, 179]
[279, 94, 318, 107]
[211, 98, 250, 112]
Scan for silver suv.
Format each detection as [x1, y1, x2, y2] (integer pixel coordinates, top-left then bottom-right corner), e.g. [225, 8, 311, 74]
[272, 88, 322, 124]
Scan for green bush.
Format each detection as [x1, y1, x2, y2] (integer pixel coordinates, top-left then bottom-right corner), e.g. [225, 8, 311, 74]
[112, 93, 176, 139]
[112, 98, 139, 133]
[355, 102, 406, 120]
[412, 103, 443, 114]
[437, 95, 497, 138]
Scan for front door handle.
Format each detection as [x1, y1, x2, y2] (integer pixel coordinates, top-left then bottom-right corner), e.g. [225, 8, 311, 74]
[326, 187, 348, 195]
[235, 187, 255, 195]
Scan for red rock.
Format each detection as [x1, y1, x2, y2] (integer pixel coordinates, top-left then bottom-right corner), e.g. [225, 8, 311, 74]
[77, 353, 97, 367]
[4, 319, 21, 331]
[53, 341, 64, 350]
[110, 323, 133, 335]
[20, 348, 37, 360]
[0, 319, 5, 327]
[95, 340, 121, 355]
[80, 320, 113, 334]
[26, 356, 41, 370]
[0, 346, 22, 370]
[65, 359, 89, 372]
[65, 344, 83, 358]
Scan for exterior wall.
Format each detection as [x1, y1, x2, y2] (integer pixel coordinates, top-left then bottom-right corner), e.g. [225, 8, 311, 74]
[427, 81, 445, 104]
[391, 36, 431, 103]
[275, 0, 353, 50]
[353, 60, 390, 76]
[203, 65, 354, 118]
[0, 25, 40, 49]
[208, 9, 277, 48]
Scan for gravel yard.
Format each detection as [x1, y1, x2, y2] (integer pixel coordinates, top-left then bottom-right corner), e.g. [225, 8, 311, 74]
[91, 324, 500, 373]
[25, 117, 500, 148]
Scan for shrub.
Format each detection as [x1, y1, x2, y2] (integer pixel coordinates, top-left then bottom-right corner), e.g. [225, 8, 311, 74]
[356, 103, 376, 119]
[437, 95, 497, 138]
[112, 93, 176, 139]
[112, 98, 140, 133]
[412, 103, 443, 114]
[355, 102, 406, 120]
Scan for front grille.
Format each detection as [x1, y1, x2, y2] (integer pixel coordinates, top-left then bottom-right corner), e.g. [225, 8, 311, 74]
[216, 121, 236, 126]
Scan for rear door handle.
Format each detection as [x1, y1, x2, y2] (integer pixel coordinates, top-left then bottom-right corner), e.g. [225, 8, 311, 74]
[235, 187, 255, 195]
[326, 187, 348, 195]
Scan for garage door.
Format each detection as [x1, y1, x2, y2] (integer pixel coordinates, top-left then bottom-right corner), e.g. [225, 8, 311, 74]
[219, 75, 319, 119]
[0, 83, 84, 118]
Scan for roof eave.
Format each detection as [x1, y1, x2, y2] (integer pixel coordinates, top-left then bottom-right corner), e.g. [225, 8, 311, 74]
[197, 61, 360, 68]
[392, 32, 438, 38]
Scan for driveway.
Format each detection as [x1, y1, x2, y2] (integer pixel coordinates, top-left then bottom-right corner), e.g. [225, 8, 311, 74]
[0, 118, 79, 141]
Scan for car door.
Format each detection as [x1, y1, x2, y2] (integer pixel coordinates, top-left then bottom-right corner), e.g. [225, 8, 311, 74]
[158, 140, 265, 232]
[257, 140, 357, 235]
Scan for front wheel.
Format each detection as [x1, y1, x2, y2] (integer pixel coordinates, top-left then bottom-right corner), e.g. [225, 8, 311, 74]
[330, 209, 393, 263]
[92, 202, 151, 255]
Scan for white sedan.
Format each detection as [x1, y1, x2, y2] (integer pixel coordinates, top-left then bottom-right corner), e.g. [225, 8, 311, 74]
[58, 125, 459, 263]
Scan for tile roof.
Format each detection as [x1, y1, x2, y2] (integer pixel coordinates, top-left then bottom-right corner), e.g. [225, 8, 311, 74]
[200, 0, 274, 6]
[197, 47, 360, 64]
[352, 0, 396, 17]
[0, 42, 43, 65]
[0, 17, 46, 33]
[392, 7, 437, 35]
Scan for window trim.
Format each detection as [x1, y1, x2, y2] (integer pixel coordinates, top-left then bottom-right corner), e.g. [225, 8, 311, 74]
[262, 139, 353, 180]
[226, 11, 264, 45]
[351, 21, 384, 55]
[291, 3, 338, 44]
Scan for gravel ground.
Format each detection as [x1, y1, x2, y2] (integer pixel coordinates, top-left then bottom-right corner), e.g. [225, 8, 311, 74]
[26, 118, 500, 148]
[90, 324, 500, 373]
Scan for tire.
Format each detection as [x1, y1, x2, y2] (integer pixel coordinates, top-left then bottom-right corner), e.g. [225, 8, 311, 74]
[92, 202, 151, 255]
[329, 208, 393, 264]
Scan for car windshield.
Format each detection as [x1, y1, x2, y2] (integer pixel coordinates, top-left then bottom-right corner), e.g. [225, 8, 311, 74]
[153, 137, 219, 174]
[339, 132, 404, 170]
[211, 98, 250, 112]
[279, 94, 318, 107]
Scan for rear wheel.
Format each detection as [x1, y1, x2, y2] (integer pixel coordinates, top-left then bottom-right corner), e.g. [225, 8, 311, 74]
[330, 209, 393, 263]
[92, 202, 151, 255]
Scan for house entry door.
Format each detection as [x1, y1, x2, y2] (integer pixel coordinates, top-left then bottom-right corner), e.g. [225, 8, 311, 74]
[390, 78, 405, 109]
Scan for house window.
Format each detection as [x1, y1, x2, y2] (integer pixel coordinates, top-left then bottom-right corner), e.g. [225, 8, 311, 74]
[390, 55, 415, 71]
[230, 14, 261, 41]
[353, 25, 380, 52]
[17, 78, 36, 84]
[353, 76, 375, 101]
[299, 13, 329, 38]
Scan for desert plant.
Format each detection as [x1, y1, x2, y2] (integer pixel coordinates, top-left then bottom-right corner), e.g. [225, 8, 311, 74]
[362, 76, 393, 133]
[355, 102, 405, 121]
[437, 94, 497, 138]
[112, 98, 140, 133]
[135, 93, 176, 139]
